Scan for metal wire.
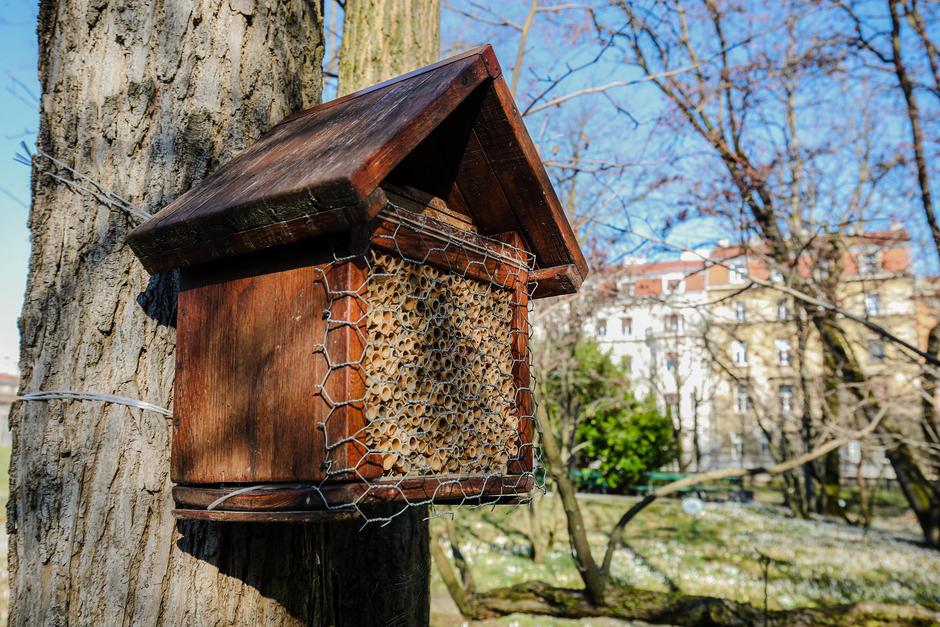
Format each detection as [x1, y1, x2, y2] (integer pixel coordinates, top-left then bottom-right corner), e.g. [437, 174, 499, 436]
[305, 203, 543, 524]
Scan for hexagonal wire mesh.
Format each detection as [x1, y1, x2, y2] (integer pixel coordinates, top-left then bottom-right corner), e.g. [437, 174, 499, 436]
[225, 201, 539, 524]
[302, 201, 545, 524]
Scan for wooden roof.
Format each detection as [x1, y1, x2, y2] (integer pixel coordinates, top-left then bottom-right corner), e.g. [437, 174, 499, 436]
[127, 45, 587, 296]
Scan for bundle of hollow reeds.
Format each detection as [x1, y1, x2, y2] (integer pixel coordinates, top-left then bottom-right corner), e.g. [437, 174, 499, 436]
[361, 251, 518, 477]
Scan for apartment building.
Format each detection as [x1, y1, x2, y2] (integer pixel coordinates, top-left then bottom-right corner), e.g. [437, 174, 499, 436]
[590, 253, 718, 469]
[590, 226, 928, 475]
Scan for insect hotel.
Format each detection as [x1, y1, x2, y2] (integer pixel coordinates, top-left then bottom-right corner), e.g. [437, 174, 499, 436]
[127, 45, 588, 522]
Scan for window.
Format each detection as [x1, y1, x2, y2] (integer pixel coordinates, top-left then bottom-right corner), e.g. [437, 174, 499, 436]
[864, 293, 881, 316]
[760, 436, 771, 458]
[731, 432, 745, 461]
[779, 384, 794, 413]
[734, 301, 746, 322]
[732, 340, 748, 366]
[868, 338, 885, 362]
[666, 352, 678, 371]
[815, 257, 833, 280]
[846, 441, 862, 464]
[777, 299, 790, 321]
[665, 314, 680, 333]
[621, 317, 633, 336]
[665, 393, 679, 417]
[776, 338, 792, 366]
[860, 251, 880, 275]
[729, 257, 747, 284]
[596, 319, 607, 337]
[733, 384, 750, 413]
[665, 279, 681, 293]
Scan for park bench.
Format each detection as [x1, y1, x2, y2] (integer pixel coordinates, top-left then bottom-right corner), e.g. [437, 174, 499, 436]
[633, 471, 748, 501]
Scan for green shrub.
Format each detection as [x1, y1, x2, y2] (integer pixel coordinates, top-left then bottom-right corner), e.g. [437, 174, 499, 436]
[576, 392, 677, 491]
[541, 338, 676, 492]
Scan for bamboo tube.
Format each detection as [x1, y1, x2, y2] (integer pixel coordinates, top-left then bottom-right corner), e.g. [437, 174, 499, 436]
[382, 453, 399, 472]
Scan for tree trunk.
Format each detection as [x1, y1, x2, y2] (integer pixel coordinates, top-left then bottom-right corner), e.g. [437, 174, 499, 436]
[337, 0, 441, 96]
[814, 314, 940, 548]
[9, 0, 431, 624]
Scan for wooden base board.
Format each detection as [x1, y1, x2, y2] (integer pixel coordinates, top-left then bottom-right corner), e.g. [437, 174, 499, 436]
[173, 475, 535, 519]
[174, 509, 361, 523]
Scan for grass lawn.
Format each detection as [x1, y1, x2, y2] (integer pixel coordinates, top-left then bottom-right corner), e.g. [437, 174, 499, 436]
[430, 491, 940, 626]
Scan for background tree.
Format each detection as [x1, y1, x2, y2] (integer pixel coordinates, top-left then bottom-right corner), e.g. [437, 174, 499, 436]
[10, 0, 437, 623]
[338, 0, 440, 96]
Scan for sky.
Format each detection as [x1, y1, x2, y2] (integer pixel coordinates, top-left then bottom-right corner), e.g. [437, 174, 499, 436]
[0, 1, 39, 375]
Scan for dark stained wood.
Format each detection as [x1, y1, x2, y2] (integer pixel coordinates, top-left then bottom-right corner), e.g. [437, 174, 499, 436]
[137, 188, 388, 274]
[324, 253, 384, 480]
[127, 45, 588, 297]
[173, 475, 535, 511]
[493, 232, 533, 475]
[173, 238, 342, 483]
[369, 205, 526, 291]
[529, 264, 584, 299]
[471, 76, 588, 282]
[129, 51, 493, 274]
[173, 509, 360, 523]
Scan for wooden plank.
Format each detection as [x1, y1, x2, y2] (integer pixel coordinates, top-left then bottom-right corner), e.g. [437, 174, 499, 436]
[324, 252, 384, 481]
[136, 188, 387, 275]
[472, 77, 589, 282]
[173, 475, 535, 511]
[529, 264, 584, 299]
[173, 509, 360, 523]
[382, 187, 476, 231]
[369, 206, 529, 291]
[493, 232, 534, 475]
[173, 238, 339, 484]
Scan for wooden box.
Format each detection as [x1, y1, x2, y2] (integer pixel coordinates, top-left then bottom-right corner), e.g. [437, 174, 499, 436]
[127, 45, 587, 521]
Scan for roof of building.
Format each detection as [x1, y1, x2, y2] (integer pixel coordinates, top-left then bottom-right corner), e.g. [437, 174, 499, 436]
[0, 373, 19, 385]
[127, 45, 587, 292]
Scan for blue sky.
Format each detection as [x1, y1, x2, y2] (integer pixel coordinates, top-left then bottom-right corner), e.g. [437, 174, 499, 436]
[0, 1, 39, 374]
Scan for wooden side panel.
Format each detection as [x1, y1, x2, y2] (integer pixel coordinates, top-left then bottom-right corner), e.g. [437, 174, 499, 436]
[173, 241, 339, 483]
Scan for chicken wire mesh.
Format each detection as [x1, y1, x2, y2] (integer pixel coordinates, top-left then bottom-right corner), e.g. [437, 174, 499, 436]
[297, 201, 544, 524]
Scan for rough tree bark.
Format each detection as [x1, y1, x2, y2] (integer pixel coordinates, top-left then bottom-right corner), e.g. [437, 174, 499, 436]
[9, 0, 432, 624]
[337, 0, 441, 96]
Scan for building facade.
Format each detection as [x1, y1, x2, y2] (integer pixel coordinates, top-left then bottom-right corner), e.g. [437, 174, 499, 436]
[589, 227, 928, 476]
